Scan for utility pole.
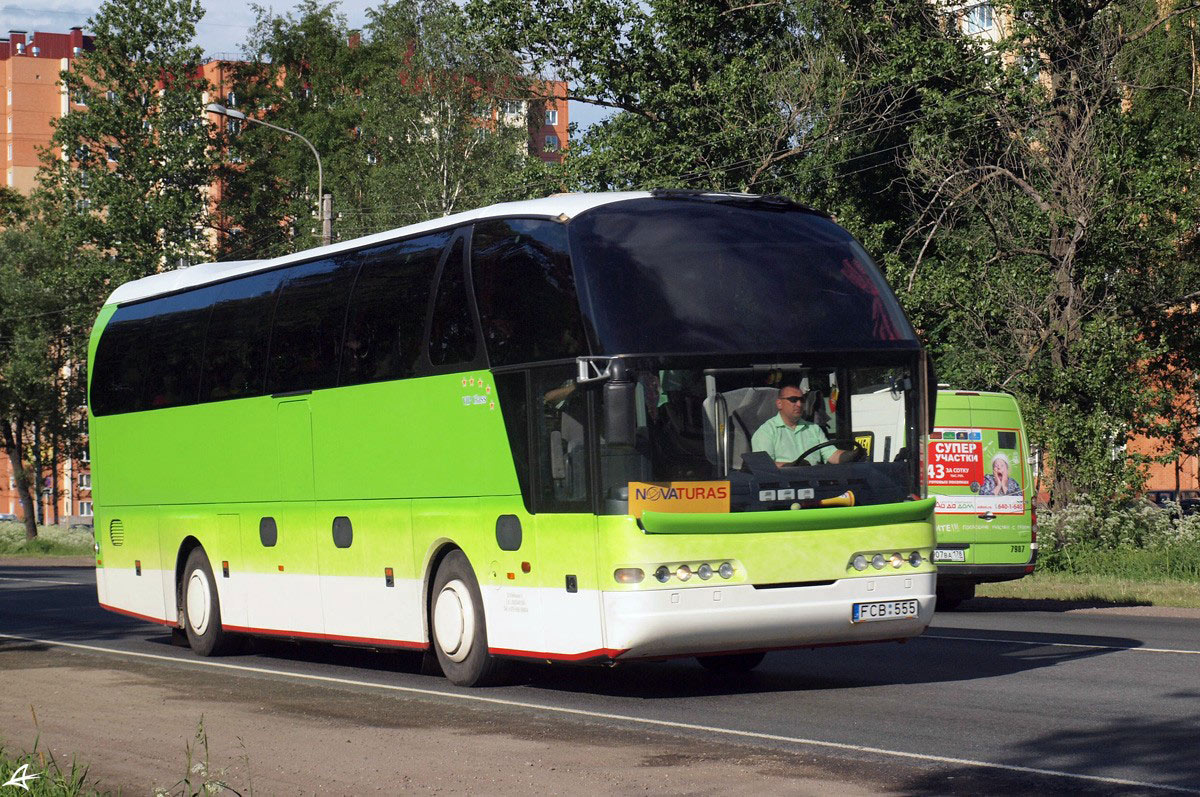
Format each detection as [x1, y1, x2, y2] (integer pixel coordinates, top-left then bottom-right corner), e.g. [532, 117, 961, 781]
[322, 193, 333, 246]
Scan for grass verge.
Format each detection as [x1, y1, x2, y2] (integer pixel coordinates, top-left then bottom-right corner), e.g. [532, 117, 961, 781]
[0, 522, 94, 557]
[0, 743, 92, 796]
[976, 571, 1200, 608]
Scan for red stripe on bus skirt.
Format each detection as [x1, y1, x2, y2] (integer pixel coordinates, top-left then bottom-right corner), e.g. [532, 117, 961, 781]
[488, 646, 628, 662]
[99, 602, 176, 627]
[221, 624, 427, 650]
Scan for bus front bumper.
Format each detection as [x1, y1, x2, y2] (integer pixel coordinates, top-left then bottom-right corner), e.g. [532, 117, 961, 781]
[601, 573, 935, 659]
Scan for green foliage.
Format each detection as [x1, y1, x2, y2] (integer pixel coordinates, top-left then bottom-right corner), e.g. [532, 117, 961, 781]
[0, 522, 95, 556]
[0, 740, 91, 796]
[45, 0, 215, 281]
[1038, 502, 1200, 579]
[218, 0, 536, 257]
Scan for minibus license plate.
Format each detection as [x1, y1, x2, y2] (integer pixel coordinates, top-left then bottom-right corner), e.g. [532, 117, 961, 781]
[933, 549, 967, 562]
[852, 599, 919, 623]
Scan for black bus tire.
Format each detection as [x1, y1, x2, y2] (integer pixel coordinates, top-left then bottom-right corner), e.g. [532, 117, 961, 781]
[182, 547, 234, 656]
[429, 550, 509, 686]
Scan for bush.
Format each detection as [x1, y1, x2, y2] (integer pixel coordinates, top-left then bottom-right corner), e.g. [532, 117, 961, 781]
[1038, 501, 1200, 580]
[0, 522, 95, 556]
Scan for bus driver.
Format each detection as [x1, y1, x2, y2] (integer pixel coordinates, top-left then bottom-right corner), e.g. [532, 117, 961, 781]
[751, 384, 848, 467]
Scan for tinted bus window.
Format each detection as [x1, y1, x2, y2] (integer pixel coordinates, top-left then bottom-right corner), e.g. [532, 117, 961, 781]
[267, 256, 358, 394]
[471, 219, 585, 366]
[90, 302, 156, 416]
[568, 198, 917, 355]
[341, 232, 450, 385]
[200, 270, 283, 402]
[427, 238, 476, 367]
[142, 286, 219, 410]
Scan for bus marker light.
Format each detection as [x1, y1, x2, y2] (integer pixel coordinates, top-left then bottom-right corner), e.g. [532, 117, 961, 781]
[697, 563, 713, 580]
[507, 572, 516, 580]
[521, 561, 531, 573]
[614, 568, 645, 584]
[384, 567, 394, 587]
[278, 565, 284, 572]
[655, 566, 671, 583]
[871, 554, 886, 570]
[222, 561, 230, 578]
[890, 553, 904, 569]
[135, 560, 141, 576]
[718, 562, 734, 579]
[852, 555, 868, 571]
[676, 565, 692, 581]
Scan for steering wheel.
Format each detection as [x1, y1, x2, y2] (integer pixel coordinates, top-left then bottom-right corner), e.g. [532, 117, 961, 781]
[783, 439, 867, 467]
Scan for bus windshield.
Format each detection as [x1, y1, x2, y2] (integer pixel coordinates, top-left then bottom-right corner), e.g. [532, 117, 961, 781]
[580, 358, 923, 515]
[568, 197, 917, 355]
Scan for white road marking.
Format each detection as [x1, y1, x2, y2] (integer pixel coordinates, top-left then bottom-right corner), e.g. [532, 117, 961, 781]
[0, 575, 92, 587]
[0, 631, 1195, 795]
[924, 632, 1200, 656]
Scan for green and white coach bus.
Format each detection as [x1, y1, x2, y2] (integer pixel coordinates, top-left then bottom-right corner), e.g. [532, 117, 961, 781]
[89, 190, 938, 685]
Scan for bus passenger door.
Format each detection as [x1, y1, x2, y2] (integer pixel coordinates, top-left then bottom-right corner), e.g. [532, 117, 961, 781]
[248, 399, 323, 635]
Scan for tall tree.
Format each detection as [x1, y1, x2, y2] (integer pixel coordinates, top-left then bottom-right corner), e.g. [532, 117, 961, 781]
[217, 0, 533, 257]
[900, 0, 1200, 504]
[45, 0, 215, 284]
[0, 192, 98, 540]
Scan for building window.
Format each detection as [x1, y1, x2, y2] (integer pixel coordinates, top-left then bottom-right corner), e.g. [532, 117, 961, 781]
[366, 152, 377, 165]
[7, 143, 11, 162]
[544, 134, 559, 152]
[6, 117, 11, 134]
[106, 90, 117, 103]
[80, 449, 90, 463]
[105, 145, 119, 163]
[544, 109, 558, 127]
[71, 89, 86, 106]
[79, 501, 93, 516]
[79, 473, 91, 489]
[227, 118, 242, 134]
[502, 101, 524, 117]
[964, 3, 995, 35]
[226, 91, 237, 108]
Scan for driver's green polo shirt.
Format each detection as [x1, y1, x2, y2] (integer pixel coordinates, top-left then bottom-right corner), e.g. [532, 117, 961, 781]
[750, 415, 831, 464]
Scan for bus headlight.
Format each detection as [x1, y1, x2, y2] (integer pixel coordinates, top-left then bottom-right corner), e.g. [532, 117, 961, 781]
[654, 566, 671, 583]
[718, 562, 734, 579]
[697, 563, 713, 580]
[871, 554, 886, 570]
[676, 565, 692, 581]
[890, 553, 904, 569]
[852, 554, 868, 571]
[909, 551, 923, 567]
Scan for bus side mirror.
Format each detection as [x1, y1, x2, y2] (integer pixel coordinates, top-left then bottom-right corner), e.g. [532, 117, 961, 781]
[604, 380, 637, 447]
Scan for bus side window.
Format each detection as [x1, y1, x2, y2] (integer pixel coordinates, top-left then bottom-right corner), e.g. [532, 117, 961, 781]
[200, 270, 282, 402]
[426, 238, 477, 368]
[471, 219, 585, 367]
[91, 304, 155, 416]
[341, 231, 449, 386]
[532, 367, 590, 512]
[141, 286, 218, 410]
[266, 255, 358, 395]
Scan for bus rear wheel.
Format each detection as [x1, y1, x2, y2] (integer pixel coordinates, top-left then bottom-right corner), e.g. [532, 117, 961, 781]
[430, 550, 508, 687]
[182, 547, 234, 656]
[696, 651, 766, 674]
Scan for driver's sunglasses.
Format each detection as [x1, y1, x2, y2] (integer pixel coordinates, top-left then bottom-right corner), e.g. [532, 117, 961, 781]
[781, 396, 806, 404]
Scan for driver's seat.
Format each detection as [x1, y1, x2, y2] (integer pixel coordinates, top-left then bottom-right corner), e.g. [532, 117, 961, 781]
[703, 387, 780, 474]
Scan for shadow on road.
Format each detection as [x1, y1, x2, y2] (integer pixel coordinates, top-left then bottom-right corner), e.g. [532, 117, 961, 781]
[896, 713, 1200, 795]
[949, 596, 1153, 612]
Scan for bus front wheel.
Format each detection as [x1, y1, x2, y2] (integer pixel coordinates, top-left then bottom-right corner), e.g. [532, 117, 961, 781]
[182, 547, 233, 656]
[430, 551, 509, 687]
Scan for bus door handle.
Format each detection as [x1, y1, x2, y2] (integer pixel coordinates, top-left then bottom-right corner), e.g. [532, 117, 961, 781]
[978, 511, 996, 521]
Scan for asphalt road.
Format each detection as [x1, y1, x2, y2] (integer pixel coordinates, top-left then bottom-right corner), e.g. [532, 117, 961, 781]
[1, 564, 1198, 794]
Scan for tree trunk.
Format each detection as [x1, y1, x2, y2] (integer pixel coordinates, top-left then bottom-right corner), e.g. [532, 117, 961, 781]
[51, 430, 60, 526]
[1, 419, 38, 541]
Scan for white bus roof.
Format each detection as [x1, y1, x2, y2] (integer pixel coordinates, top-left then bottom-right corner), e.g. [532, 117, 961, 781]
[105, 191, 655, 306]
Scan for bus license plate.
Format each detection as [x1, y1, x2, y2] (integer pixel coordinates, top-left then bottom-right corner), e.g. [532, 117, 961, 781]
[933, 549, 967, 562]
[852, 599, 919, 623]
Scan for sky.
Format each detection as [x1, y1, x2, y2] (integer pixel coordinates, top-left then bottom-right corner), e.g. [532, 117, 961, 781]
[1, 0, 613, 128]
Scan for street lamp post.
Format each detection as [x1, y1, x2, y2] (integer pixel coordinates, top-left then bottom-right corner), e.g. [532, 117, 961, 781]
[206, 103, 332, 246]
